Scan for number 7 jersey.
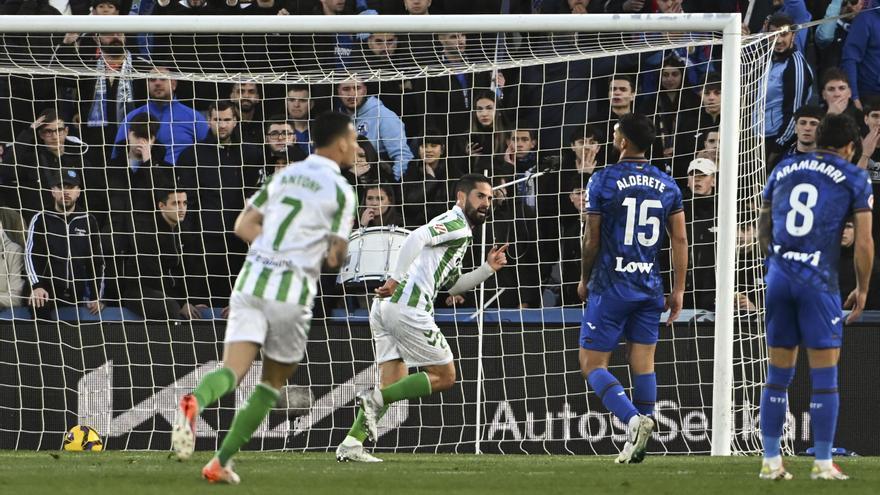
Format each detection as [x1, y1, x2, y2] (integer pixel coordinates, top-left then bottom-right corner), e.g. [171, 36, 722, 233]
[235, 154, 357, 304]
[763, 150, 872, 292]
[585, 160, 683, 300]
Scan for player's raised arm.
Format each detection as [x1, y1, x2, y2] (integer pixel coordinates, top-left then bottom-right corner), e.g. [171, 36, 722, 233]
[845, 210, 874, 323]
[666, 210, 687, 325]
[233, 206, 263, 244]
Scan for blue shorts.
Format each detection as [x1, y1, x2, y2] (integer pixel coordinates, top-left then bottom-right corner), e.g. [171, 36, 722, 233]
[580, 293, 665, 352]
[765, 270, 844, 349]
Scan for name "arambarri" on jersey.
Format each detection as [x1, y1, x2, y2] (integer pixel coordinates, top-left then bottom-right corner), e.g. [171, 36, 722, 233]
[615, 174, 667, 192]
[774, 158, 846, 183]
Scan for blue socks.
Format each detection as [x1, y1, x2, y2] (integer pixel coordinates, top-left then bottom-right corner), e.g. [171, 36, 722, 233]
[760, 365, 796, 459]
[632, 373, 657, 416]
[587, 369, 638, 425]
[810, 366, 839, 462]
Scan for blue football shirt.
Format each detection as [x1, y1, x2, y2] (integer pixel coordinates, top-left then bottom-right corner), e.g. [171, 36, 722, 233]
[763, 151, 873, 292]
[585, 160, 683, 300]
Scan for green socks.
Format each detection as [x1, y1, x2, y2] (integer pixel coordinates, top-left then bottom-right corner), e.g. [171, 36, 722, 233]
[217, 383, 279, 466]
[347, 405, 389, 443]
[192, 367, 237, 411]
[380, 372, 432, 405]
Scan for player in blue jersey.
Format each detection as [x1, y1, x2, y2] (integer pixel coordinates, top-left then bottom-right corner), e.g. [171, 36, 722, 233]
[757, 113, 873, 481]
[578, 113, 688, 464]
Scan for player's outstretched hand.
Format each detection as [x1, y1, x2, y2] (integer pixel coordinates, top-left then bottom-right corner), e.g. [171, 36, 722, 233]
[844, 288, 867, 324]
[487, 244, 509, 271]
[375, 278, 399, 298]
[665, 290, 683, 326]
[577, 280, 587, 302]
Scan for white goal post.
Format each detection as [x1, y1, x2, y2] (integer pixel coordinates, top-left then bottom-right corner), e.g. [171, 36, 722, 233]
[0, 13, 763, 457]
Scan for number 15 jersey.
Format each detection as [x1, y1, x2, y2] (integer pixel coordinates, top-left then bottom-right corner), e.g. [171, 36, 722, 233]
[585, 160, 683, 300]
[763, 151, 872, 293]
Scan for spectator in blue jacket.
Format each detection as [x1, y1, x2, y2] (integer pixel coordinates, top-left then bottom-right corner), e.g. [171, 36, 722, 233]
[842, 2, 880, 109]
[772, 0, 811, 53]
[335, 78, 414, 181]
[815, 0, 866, 75]
[764, 13, 813, 159]
[113, 67, 209, 165]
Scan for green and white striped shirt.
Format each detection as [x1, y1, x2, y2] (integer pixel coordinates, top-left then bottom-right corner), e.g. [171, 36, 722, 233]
[234, 154, 356, 305]
[390, 206, 472, 314]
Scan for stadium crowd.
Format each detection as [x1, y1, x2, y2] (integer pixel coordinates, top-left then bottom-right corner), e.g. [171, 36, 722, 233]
[0, 0, 879, 321]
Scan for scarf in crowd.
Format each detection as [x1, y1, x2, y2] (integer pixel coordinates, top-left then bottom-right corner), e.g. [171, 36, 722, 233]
[87, 51, 134, 128]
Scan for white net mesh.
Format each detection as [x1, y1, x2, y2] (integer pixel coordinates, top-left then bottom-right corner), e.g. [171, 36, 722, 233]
[0, 18, 777, 455]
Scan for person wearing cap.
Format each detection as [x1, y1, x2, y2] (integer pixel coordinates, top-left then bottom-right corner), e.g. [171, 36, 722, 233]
[24, 167, 105, 320]
[685, 156, 717, 310]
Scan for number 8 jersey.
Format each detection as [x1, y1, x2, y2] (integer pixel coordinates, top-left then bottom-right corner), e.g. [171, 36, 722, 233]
[763, 151, 872, 292]
[236, 155, 357, 304]
[585, 160, 683, 300]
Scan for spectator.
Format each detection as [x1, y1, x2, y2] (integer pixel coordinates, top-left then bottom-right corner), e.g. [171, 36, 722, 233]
[684, 157, 717, 310]
[816, 0, 866, 75]
[468, 90, 510, 174]
[561, 124, 601, 191]
[695, 129, 720, 165]
[113, 66, 210, 165]
[589, 75, 636, 165]
[769, 0, 811, 54]
[0, 207, 25, 309]
[91, 0, 120, 14]
[402, 133, 462, 228]
[124, 189, 210, 320]
[841, 2, 880, 109]
[838, 219, 880, 309]
[645, 56, 703, 162]
[772, 105, 824, 168]
[426, 32, 473, 163]
[404, 0, 431, 14]
[861, 97, 880, 169]
[675, 74, 722, 181]
[819, 68, 863, 125]
[229, 82, 264, 145]
[285, 84, 314, 155]
[557, 185, 588, 306]
[25, 168, 105, 320]
[293, 0, 357, 70]
[335, 78, 414, 180]
[9, 109, 101, 220]
[344, 136, 394, 186]
[358, 184, 404, 228]
[264, 115, 307, 172]
[764, 13, 814, 160]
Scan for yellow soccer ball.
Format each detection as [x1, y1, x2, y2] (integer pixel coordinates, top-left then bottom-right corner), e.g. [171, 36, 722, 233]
[63, 425, 104, 452]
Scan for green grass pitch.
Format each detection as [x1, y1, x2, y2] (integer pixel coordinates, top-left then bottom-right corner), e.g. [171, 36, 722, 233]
[0, 452, 877, 495]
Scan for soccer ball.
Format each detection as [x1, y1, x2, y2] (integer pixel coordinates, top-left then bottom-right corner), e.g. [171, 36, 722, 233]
[63, 425, 103, 452]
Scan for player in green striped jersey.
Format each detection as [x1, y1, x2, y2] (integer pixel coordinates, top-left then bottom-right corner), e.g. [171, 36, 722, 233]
[336, 174, 508, 462]
[171, 112, 358, 484]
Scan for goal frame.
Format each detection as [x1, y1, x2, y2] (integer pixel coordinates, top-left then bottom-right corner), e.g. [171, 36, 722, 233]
[0, 12, 743, 456]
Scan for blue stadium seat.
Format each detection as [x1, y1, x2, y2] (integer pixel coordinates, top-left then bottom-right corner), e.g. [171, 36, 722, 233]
[0, 306, 32, 320]
[52, 306, 143, 322]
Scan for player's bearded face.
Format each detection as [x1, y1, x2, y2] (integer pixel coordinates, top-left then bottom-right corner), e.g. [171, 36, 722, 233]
[463, 184, 492, 225]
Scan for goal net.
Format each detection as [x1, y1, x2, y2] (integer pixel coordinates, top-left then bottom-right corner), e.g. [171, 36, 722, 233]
[0, 14, 781, 456]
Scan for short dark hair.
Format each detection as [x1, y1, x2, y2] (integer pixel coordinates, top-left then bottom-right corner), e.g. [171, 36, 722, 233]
[702, 73, 721, 93]
[820, 67, 850, 90]
[208, 100, 239, 119]
[287, 84, 310, 95]
[816, 113, 861, 150]
[569, 124, 602, 144]
[128, 112, 159, 141]
[264, 114, 294, 132]
[661, 55, 685, 71]
[231, 81, 261, 97]
[311, 111, 353, 148]
[155, 188, 185, 205]
[455, 173, 492, 195]
[510, 128, 537, 141]
[767, 12, 794, 29]
[610, 74, 636, 92]
[863, 96, 880, 116]
[422, 128, 446, 148]
[617, 113, 656, 153]
[794, 104, 825, 121]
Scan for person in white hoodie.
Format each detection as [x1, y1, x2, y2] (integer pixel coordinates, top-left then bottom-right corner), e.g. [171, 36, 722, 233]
[0, 207, 25, 309]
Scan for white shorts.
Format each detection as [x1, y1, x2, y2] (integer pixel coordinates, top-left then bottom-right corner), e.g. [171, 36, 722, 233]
[224, 291, 312, 364]
[371, 298, 454, 367]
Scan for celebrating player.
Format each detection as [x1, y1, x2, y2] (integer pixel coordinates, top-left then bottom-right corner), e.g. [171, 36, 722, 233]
[757, 113, 872, 481]
[336, 174, 508, 462]
[577, 113, 688, 464]
[171, 112, 359, 484]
